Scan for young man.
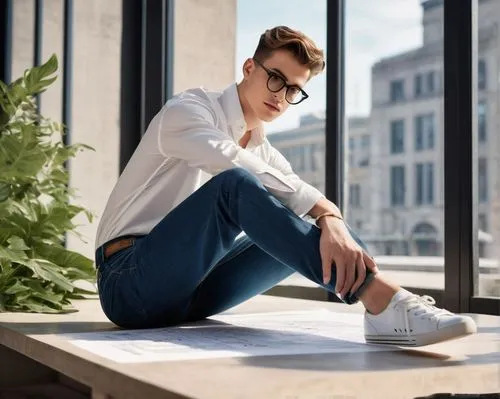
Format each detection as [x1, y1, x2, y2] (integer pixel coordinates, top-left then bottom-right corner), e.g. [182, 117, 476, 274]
[95, 26, 476, 346]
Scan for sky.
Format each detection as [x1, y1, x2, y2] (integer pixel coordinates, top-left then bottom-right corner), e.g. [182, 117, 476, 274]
[236, 0, 423, 132]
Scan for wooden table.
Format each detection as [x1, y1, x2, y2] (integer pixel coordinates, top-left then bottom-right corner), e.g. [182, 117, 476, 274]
[0, 295, 498, 399]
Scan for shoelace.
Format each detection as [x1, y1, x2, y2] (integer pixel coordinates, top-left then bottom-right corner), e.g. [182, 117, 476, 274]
[401, 295, 451, 337]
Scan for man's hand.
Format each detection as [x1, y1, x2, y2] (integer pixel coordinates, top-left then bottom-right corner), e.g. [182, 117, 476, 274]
[318, 216, 379, 298]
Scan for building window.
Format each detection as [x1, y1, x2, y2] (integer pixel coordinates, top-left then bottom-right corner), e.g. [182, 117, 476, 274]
[478, 101, 486, 142]
[349, 137, 355, 150]
[479, 158, 488, 203]
[281, 148, 291, 164]
[303, 145, 311, 172]
[390, 120, 405, 154]
[478, 213, 488, 232]
[390, 79, 405, 102]
[359, 135, 370, 167]
[416, 162, 434, 205]
[361, 135, 370, 149]
[349, 184, 361, 208]
[285, 148, 294, 166]
[297, 146, 305, 172]
[288, 146, 305, 172]
[349, 153, 355, 168]
[390, 165, 405, 206]
[478, 59, 486, 90]
[414, 74, 423, 97]
[359, 158, 370, 167]
[415, 114, 435, 151]
[426, 71, 435, 93]
[310, 144, 318, 172]
[412, 223, 439, 256]
[415, 71, 436, 98]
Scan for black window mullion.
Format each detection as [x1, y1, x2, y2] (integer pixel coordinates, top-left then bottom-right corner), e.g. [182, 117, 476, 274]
[142, 0, 167, 135]
[325, 0, 345, 303]
[34, 0, 43, 111]
[120, 0, 174, 173]
[325, 0, 345, 211]
[0, 0, 13, 84]
[62, 0, 73, 147]
[443, 0, 478, 313]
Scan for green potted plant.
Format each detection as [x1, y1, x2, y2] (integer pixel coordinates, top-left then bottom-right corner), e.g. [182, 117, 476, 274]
[0, 54, 97, 313]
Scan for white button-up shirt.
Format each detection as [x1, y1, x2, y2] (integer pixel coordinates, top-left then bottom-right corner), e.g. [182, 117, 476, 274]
[95, 83, 325, 248]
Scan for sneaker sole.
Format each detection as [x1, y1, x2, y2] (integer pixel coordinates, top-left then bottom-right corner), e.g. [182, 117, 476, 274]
[364, 319, 477, 347]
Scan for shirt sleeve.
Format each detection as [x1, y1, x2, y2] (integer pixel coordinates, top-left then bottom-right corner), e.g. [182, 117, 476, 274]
[157, 97, 315, 206]
[264, 141, 325, 216]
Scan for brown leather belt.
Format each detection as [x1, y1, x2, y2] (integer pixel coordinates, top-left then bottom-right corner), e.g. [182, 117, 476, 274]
[103, 237, 136, 259]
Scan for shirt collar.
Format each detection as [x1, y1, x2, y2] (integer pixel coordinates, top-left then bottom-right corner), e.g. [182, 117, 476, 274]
[220, 83, 265, 146]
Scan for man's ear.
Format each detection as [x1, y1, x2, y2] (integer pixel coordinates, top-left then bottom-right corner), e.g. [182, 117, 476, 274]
[242, 58, 255, 78]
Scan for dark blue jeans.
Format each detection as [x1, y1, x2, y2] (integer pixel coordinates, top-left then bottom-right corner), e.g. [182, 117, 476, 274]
[96, 168, 374, 328]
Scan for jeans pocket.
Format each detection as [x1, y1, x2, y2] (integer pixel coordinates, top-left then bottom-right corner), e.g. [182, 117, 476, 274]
[97, 249, 144, 324]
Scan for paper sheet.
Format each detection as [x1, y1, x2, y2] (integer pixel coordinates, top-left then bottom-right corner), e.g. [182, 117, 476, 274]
[61, 310, 394, 363]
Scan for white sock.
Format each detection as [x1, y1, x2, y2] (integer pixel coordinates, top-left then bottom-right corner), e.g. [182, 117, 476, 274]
[389, 288, 413, 304]
[366, 288, 413, 315]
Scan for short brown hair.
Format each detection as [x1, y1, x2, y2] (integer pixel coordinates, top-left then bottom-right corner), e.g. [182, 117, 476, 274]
[253, 26, 325, 77]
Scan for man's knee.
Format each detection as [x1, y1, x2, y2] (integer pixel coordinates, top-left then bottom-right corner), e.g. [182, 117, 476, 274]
[216, 168, 260, 188]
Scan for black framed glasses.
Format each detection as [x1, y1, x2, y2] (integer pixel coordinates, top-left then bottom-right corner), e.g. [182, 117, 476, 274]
[253, 58, 309, 105]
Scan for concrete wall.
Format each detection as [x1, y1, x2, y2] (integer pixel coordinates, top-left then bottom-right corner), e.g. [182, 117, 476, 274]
[173, 0, 236, 94]
[10, 0, 236, 260]
[66, 0, 123, 258]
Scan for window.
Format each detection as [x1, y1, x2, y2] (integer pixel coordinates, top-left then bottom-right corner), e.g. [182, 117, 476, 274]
[286, 147, 295, 166]
[426, 71, 435, 93]
[412, 223, 439, 256]
[416, 162, 434, 205]
[310, 144, 319, 172]
[415, 114, 435, 151]
[349, 137, 356, 150]
[390, 165, 405, 206]
[390, 80, 405, 102]
[359, 158, 370, 167]
[349, 184, 361, 208]
[414, 71, 436, 98]
[297, 146, 305, 172]
[349, 152, 355, 168]
[358, 135, 370, 167]
[478, 101, 486, 142]
[478, 213, 488, 232]
[414, 74, 423, 97]
[390, 120, 405, 154]
[478, 59, 486, 90]
[287, 146, 305, 172]
[478, 158, 488, 203]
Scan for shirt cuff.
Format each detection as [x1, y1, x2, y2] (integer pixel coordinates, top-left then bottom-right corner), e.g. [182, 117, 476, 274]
[289, 183, 325, 217]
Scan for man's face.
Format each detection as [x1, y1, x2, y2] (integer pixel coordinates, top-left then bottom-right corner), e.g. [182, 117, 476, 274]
[243, 50, 311, 122]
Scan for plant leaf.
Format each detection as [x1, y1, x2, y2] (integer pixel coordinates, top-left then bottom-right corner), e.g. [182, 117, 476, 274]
[0, 55, 94, 314]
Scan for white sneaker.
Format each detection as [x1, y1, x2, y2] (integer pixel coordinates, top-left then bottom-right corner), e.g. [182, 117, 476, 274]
[364, 292, 477, 347]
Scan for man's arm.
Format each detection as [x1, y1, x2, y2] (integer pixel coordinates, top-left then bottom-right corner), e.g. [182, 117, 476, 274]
[266, 143, 377, 295]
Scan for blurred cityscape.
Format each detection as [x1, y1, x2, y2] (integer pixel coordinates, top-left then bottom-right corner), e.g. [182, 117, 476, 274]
[269, 0, 499, 261]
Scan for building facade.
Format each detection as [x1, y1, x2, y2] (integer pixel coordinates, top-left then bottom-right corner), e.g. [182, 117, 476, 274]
[268, 113, 326, 194]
